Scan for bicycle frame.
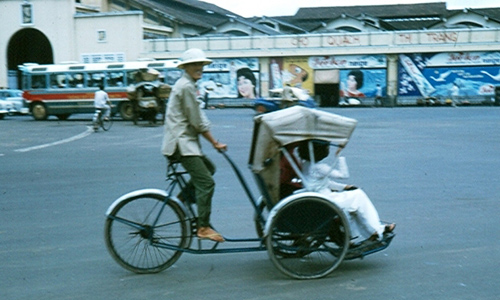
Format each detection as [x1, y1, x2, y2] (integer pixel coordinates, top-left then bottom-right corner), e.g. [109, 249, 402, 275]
[132, 152, 268, 255]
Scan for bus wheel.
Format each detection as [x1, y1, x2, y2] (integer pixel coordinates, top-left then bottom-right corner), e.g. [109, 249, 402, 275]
[119, 102, 134, 121]
[32, 103, 48, 120]
[56, 114, 71, 120]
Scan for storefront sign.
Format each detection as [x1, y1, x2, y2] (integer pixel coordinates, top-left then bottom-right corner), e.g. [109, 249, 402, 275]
[308, 55, 386, 69]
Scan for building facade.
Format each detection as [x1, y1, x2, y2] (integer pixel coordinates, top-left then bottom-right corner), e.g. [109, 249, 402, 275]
[1, 0, 500, 105]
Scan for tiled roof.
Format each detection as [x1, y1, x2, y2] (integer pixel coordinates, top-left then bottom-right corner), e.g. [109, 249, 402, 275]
[202, 16, 283, 35]
[293, 2, 448, 19]
[131, 1, 500, 34]
[136, 0, 240, 30]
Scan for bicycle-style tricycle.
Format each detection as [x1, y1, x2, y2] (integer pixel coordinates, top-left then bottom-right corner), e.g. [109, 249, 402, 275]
[104, 106, 395, 279]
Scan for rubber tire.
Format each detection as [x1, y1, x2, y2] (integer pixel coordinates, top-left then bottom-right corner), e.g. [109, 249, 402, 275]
[104, 194, 190, 274]
[101, 116, 113, 131]
[119, 101, 134, 121]
[266, 195, 350, 279]
[32, 103, 48, 120]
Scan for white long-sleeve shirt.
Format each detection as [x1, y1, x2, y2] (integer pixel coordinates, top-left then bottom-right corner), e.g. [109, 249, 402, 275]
[302, 157, 386, 239]
[301, 157, 349, 192]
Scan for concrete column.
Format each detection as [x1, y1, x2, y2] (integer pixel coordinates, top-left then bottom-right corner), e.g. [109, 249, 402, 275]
[386, 54, 399, 106]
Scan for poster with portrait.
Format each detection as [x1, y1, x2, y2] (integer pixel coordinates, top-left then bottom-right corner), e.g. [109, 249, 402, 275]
[339, 69, 387, 98]
[200, 58, 259, 98]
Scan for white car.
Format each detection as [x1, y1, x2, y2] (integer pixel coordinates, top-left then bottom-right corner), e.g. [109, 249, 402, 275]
[0, 89, 29, 115]
[0, 98, 14, 119]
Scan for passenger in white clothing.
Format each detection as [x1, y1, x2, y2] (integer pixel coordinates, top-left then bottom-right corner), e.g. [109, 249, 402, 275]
[297, 140, 395, 243]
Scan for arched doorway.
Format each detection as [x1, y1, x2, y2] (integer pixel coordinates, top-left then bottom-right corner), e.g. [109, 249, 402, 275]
[7, 28, 53, 88]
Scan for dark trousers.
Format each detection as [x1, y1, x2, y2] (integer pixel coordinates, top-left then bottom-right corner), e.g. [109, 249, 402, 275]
[169, 152, 216, 227]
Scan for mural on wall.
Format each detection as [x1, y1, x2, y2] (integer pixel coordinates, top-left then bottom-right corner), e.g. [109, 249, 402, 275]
[282, 57, 314, 93]
[339, 69, 387, 98]
[269, 58, 283, 90]
[310, 55, 387, 99]
[268, 55, 387, 99]
[198, 58, 259, 99]
[399, 52, 500, 98]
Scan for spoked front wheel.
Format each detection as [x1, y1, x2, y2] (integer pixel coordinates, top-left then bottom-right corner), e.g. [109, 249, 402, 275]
[104, 193, 190, 274]
[101, 116, 113, 131]
[266, 195, 350, 279]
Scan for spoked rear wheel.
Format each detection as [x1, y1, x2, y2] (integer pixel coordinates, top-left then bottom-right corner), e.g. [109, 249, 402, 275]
[101, 116, 113, 131]
[104, 194, 190, 274]
[266, 195, 350, 279]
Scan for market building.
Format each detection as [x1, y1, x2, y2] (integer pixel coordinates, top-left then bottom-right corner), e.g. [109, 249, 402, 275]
[1, 0, 500, 106]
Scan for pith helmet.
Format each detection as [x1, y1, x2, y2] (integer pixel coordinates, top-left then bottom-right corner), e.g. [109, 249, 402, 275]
[177, 48, 212, 69]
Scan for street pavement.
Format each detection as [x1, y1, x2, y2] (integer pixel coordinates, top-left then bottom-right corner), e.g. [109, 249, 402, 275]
[1, 106, 499, 300]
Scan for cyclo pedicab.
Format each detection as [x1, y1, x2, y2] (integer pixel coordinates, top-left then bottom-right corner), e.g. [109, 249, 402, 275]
[104, 106, 395, 279]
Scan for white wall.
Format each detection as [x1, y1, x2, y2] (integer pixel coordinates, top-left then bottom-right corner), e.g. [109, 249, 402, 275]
[0, 0, 145, 88]
[0, 0, 76, 87]
[74, 12, 143, 62]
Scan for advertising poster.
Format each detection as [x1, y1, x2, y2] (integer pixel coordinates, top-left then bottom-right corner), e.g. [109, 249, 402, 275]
[399, 52, 500, 98]
[308, 55, 387, 99]
[199, 58, 259, 98]
[309, 55, 387, 69]
[269, 58, 284, 90]
[268, 55, 387, 99]
[282, 57, 314, 93]
[339, 69, 387, 98]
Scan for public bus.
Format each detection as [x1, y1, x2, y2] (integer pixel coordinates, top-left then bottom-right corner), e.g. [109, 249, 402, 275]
[19, 60, 182, 120]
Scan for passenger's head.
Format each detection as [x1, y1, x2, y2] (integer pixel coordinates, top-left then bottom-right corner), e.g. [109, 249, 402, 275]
[298, 140, 330, 162]
[237, 67, 257, 98]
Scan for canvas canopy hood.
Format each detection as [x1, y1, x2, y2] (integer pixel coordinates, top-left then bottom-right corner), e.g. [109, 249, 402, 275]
[249, 106, 358, 173]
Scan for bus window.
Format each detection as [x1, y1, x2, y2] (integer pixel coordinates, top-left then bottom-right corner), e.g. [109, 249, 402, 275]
[68, 73, 84, 88]
[107, 71, 125, 87]
[88, 72, 105, 87]
[32, 74, 47, 89]
[126, 70, 137, 85]
[50, 73, 68, 89]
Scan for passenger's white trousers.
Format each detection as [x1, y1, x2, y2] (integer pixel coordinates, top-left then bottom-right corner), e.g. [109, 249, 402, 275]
[326, 188, 385, 242]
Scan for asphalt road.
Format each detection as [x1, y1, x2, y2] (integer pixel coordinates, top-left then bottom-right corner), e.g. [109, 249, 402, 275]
[1, 107, 499, 300]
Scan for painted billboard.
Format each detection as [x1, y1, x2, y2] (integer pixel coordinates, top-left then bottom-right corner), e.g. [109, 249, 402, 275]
[339, 69, 387, 98]
[199, 58, 260, 99]
[269, 55, 387, 98]
[282, 57, 314, 92]
[399, 52, 500, 98]
[311, 55, 387, 99]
